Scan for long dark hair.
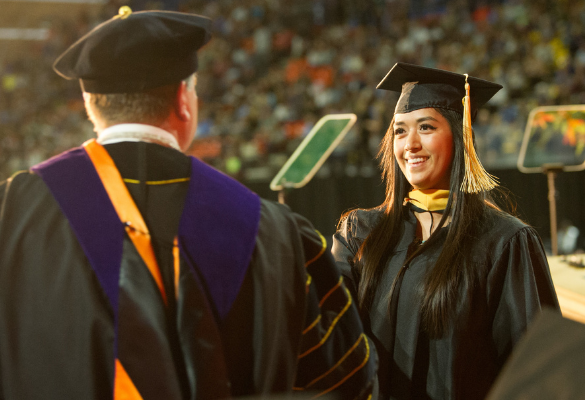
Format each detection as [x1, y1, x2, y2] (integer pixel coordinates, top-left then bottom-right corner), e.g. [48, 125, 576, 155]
[354, 108, 494, 338]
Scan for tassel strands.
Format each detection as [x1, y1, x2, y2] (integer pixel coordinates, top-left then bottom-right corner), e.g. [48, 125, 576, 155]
[460, 74, 498, 193]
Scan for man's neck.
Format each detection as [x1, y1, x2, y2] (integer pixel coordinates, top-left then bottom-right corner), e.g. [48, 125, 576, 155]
[96, 123, 181, 151]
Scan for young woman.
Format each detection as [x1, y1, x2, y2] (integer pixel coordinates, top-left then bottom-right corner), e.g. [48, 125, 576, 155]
[332, 63, 559, 400]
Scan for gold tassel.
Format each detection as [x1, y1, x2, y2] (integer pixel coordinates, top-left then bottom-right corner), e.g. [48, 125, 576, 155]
[460, 74, 498, 193]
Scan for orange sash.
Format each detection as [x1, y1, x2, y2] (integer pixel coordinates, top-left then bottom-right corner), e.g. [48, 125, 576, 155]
[84, 139, 170, 400]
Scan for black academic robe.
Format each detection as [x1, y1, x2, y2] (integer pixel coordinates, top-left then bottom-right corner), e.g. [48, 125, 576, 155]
[0, 141, 376, 399]
[332, 207, 559, 400]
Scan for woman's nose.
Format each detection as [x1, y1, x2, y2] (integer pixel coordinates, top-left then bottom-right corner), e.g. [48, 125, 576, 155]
[405, 133, 421, 151]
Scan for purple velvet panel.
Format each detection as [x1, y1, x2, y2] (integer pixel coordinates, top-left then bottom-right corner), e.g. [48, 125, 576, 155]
[178, 157, 261, 320]
[31, 147, 124, 317]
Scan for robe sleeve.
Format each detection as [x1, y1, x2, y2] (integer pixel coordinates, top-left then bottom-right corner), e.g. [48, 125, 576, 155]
[331, 211, 363, 302]
[488, 226, 560, 366]
[293, 212, 378, 400]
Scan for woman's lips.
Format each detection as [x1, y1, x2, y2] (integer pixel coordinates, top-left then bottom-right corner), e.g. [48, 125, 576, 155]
[407, 157, 428, 167]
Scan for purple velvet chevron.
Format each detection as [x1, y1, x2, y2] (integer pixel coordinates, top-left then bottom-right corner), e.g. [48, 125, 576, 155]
[31, 147, 125, 317]
[32, 145, 261, 324]
[178, 156, 261, 321]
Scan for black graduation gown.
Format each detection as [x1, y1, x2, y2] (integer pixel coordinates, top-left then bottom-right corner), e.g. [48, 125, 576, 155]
[0, 141, 377, 399]
[332, 207, 560, 400]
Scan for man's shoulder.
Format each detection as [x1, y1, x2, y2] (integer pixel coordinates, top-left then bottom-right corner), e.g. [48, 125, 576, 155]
[2, 170, 47, 195]
[0, 170, 61, 230]
[257, 198, 326, 247]
[258, 199, 309, 234]
[258, 198, 293, 220]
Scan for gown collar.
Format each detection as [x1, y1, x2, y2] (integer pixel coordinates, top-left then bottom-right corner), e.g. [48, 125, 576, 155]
[97, 123, 181, 151]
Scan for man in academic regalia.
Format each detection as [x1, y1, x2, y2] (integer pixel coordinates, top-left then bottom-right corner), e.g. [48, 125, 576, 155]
[0, 8, 376, 400]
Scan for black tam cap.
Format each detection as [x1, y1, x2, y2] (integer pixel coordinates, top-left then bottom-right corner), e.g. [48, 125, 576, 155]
[377, 62, 502, 119]
[53, 7, 212, 93]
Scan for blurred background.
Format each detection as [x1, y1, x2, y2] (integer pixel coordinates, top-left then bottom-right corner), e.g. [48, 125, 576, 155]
[1, 0, 585, 250]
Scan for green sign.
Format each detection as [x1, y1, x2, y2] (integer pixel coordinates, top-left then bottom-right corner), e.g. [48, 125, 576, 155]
[518, 105, 585, 173]
[270, 113, 357, 190]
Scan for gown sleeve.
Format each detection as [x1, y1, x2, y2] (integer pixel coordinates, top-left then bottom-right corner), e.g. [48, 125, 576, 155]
[487, 226, 560, 365]
[293, 211, 378, 400]
[331, 211, 363, 302]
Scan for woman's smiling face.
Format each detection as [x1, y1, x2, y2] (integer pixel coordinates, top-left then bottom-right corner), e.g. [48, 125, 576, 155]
[393, 108, 454, 190]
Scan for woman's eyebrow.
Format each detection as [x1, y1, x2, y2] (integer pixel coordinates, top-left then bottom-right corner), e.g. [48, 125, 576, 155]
[416, 116, 439, 123]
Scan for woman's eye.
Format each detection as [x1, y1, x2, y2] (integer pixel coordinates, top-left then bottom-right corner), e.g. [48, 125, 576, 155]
[394, 127, 405, 135]
[419, 124, 436, 131]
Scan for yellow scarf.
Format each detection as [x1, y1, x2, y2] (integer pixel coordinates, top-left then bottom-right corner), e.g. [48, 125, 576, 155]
[405, 189, 450, 212]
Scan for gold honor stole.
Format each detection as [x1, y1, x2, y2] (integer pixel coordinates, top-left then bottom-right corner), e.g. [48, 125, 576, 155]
[405, 189, 450, 212]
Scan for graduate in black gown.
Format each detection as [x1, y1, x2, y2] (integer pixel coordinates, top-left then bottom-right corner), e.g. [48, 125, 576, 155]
[0, 8, 376, 400]
[332, 63, 559, 400]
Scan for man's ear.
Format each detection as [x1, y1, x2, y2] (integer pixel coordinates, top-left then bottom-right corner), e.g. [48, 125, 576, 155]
[175, 81, 191, 121]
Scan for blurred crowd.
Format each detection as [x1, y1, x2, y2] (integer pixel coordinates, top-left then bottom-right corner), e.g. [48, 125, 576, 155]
[1, 0, 584, 182]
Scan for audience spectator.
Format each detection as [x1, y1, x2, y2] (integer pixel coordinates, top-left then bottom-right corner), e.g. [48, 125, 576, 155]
[1, 0, 584, 182]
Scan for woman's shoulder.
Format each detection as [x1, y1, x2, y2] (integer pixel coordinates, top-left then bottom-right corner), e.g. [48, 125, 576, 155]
[472, 208, 542, 260]
[480, 208, 532, 239]
[337, 207, 384, 241]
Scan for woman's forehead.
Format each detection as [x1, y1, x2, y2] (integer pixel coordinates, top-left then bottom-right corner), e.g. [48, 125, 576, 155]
[394, 108, 444, 123]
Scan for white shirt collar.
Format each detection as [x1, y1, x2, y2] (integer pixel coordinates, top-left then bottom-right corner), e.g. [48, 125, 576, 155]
[96, 123, 181, 151]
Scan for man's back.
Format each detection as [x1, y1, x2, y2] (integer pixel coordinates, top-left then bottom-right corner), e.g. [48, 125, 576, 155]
[0, 141, 376, 399]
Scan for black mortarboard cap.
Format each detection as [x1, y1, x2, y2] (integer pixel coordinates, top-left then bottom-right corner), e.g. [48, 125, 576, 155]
[377, 62, 502, 119]
[53, 7, 212, 94]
